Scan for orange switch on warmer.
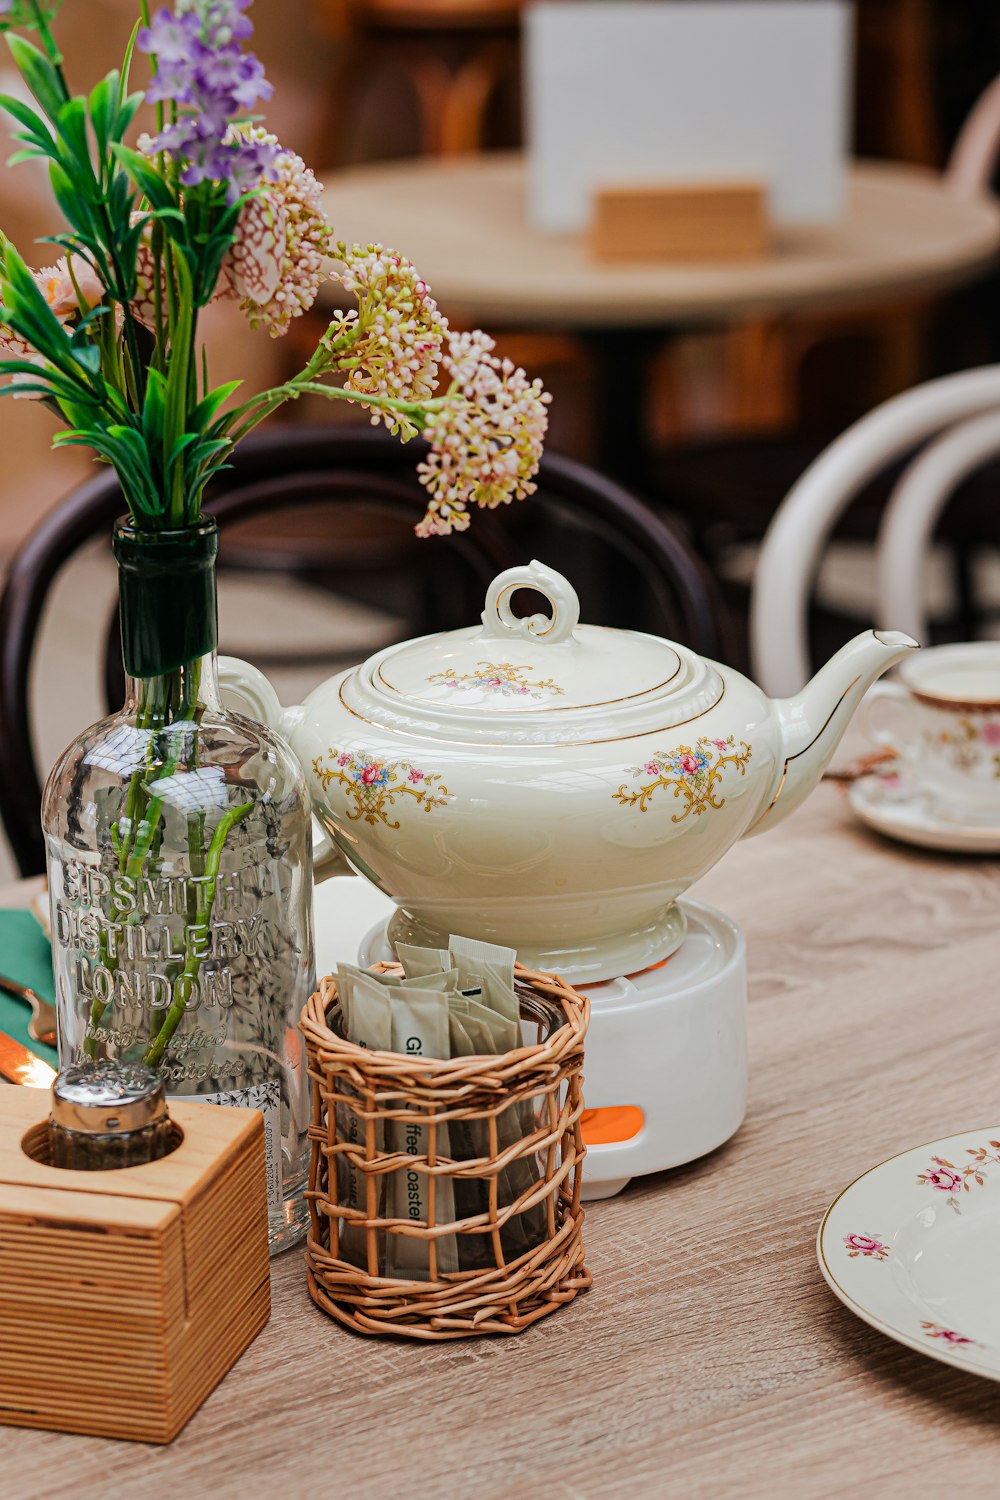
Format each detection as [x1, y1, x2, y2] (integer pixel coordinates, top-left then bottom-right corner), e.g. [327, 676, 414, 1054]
[580, 1106, 645, 1146]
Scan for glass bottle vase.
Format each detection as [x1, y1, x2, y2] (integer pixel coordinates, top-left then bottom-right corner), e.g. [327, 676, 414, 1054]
[41, 517, 315, 1252]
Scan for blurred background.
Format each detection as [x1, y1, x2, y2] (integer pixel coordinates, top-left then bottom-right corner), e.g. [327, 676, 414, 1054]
[6, 0, 1000, 883]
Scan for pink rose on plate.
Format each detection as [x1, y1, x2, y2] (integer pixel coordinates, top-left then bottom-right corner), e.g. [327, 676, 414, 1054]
[360, 763, 382, 786]
[923, 1164, 962, 1194]
[981, 722, 1000, 746]
[679, 753, 700, 775]
[843, 1233, 888, 1258]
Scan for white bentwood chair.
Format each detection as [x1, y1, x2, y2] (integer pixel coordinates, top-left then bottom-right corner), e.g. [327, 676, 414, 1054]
[750, 67, 1000, 694]
[751, 366, 1000, 696]
[876, 409, 1000, 644]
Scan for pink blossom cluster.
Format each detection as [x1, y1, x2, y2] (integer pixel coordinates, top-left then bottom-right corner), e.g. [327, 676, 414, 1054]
[332, 242, 447, 434]
[235, 130, 330, 337]
[131, 128, 330, 337]
[415, 331, 551, 537]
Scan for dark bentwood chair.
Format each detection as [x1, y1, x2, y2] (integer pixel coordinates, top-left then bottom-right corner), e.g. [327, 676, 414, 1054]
[0, 423, 725, 875]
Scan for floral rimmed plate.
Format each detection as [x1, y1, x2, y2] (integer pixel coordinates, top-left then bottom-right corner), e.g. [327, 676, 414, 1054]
[818, 1129, 1000, 1381]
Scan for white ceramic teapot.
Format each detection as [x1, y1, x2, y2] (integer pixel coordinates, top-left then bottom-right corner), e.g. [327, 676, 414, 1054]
[220, 561, 917, 982]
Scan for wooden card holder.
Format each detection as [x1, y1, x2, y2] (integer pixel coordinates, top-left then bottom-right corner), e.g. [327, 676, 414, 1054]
[590, 181, 769, 262]
[0, 1091, 270, 1444]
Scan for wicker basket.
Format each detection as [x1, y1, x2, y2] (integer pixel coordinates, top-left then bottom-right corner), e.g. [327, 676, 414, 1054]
[300, 962, 591, 1340]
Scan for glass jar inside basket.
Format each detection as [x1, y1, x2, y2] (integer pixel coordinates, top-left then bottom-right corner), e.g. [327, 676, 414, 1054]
[41, 517, 314, 1252]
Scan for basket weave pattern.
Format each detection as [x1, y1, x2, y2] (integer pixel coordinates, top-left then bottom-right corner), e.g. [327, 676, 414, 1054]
[301, 963, 591, 1339]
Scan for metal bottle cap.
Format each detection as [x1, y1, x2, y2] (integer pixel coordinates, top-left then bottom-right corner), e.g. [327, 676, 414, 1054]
[50, 1060, 167, 1135]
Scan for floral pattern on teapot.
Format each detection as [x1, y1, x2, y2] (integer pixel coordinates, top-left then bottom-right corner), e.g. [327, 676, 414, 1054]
[427, 660, 564, 699]
[614, 736, 753, 822]
[312, 748, 450, 829]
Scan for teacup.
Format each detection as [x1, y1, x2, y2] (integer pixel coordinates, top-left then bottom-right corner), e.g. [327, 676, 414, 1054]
[861, 642, 1000, 819]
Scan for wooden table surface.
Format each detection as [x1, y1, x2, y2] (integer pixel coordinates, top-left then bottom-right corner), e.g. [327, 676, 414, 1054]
[4, 772, 1000, 1497]
[319, 154, 1000, 327]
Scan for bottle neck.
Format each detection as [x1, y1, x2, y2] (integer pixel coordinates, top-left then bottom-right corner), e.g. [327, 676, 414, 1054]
[123, 650, 223, 719]
[113, 517, 220, 716]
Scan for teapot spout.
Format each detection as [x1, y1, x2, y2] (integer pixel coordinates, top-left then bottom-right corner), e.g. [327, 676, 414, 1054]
[746, 630, 918, 836]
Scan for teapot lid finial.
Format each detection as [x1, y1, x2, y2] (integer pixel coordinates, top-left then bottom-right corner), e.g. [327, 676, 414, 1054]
[481, 561, 580, 645]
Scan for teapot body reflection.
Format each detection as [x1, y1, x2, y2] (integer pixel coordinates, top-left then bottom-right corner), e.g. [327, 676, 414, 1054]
[221, 562, 917, 982]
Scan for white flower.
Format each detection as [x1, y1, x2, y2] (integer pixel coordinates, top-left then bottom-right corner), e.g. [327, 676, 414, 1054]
[416, 332, 551, 537]
[333, 242, 447, 435]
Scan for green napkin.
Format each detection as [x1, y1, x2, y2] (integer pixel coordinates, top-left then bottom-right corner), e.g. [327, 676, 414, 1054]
[0, 909, 57, 1065]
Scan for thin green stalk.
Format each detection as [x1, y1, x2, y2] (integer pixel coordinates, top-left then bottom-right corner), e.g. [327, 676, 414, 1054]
[143, 798, 253, 1066]
[226, 378, 441, 447]
[27, 0, 68, 94]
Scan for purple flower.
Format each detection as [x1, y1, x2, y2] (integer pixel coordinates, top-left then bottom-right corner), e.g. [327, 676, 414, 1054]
[138, 9, 200, 70]
[139, 0, 275, 200]
[0, 0, 17, 16]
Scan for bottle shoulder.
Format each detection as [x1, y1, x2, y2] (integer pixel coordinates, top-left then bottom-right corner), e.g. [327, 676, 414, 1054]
[41, 705, 309, 819]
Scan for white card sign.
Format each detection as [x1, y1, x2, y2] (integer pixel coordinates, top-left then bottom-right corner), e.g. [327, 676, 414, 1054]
[526, 1, 853, 232]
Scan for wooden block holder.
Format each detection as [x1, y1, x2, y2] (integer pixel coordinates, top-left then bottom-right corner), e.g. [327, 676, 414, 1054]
[590, 180, 770, 262]
[0, 1091, 270, 1444]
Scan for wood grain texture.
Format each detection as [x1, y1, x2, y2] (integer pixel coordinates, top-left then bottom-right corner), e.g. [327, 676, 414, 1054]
[317, 155, 1000, 328]
[3, 773, 1000, 1491]
[0, 1095, 271, 1443]
[590, 182, 768, 263]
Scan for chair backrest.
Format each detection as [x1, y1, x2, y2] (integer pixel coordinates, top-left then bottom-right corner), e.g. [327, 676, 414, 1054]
[751, 365, 1000, 696]
[947, 73, 1000, 198]
[876, 409, 1000, 643]
[0, 422, 723, 876]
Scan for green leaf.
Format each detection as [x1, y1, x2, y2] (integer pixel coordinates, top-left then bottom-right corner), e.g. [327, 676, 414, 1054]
[55, 96, 89, 171]
[0, 92, 53, 145]
[115, 91, 144, 144]
[188, 380, 242, 433]
[167, 431, 200, 470]
[7, 147, 49, 166]
[88, 75, 115, 162]
[119, 21, 140, 104]
[1, 246, 100, 389]
[141, 365, 166, 452]
[7, 34, 66, 122]
[48, 159, 98, 239]
[112, 144, 177, 213]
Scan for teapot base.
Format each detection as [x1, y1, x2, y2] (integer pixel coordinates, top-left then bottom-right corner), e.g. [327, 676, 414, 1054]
[385, 899, 688, 985]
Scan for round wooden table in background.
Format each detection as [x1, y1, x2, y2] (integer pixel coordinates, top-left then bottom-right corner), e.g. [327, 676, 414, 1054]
[318, 153, 1000, 481]
[319, 153, 1000, 328]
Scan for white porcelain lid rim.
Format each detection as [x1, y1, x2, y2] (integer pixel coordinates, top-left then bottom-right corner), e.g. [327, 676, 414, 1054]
[342, 642, 723, 746]
[373, 624, 690, 710]
[358, 560, 701, 725]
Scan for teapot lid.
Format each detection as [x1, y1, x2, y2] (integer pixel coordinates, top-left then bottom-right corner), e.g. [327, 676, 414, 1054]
[343, 562, 723, 747]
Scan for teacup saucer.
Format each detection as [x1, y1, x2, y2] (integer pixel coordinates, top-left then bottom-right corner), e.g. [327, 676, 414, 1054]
[848, 770, 1000, 854]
